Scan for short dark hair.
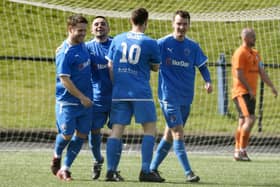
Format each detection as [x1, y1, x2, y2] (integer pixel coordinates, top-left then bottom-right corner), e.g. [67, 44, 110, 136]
[131, 8, 148, 25]
[173, 10, 190, 21]
[94, 15, 107, 20]
[93, 16, 109, 26]
[67, 14, 88, 27]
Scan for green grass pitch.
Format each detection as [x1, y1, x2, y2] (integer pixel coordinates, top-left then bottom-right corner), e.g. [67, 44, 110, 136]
[0, 150, 279, 187]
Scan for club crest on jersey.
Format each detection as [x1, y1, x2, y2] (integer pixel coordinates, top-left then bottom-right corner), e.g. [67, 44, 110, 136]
[184, 48, 190, 56]
[169, 115, 177, 123]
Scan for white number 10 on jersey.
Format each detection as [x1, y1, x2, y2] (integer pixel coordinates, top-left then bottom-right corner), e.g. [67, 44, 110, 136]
[120, 42, 141, 65]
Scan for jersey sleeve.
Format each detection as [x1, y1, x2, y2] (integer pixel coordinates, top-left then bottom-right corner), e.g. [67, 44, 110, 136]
[149, 40, 161, 65]
[157, 37, 166, 54]
[233, 50, 247, 70]
[105, 38, 116, 62]
[56, 50, 71, 77]
[195, 43, 208, 68]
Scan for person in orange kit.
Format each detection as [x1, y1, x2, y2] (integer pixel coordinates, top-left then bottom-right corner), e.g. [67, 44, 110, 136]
[231, 28, 278, 161]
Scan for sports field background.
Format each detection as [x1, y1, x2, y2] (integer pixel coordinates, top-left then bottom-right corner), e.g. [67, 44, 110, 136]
[0, 147, 279, 187]
[1, 1, 280, 186]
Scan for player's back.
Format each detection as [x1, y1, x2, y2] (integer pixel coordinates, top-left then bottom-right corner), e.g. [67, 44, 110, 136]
[107, 31, 160, 100]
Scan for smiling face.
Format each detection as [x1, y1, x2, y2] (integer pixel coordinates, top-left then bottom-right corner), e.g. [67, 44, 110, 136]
[68, 22, 87, 45]
[91, 17, 109, 42]
[172, 14, 190, 41]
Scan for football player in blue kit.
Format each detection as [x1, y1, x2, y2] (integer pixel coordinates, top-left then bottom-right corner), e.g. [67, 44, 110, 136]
[150, 10, 213, 183]
[104, 8, 164, 182]
[86, 16, 112, 180]
[51, 14, 93, 181]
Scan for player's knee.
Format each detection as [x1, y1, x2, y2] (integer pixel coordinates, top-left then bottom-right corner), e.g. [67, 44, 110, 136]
[75, 131, 88, 139]
[247, 115, 256, 126]
[171, 125, 184, 140]
[61, 134, 72, 141]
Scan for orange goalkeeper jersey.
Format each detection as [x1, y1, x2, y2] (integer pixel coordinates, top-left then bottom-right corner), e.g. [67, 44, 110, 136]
[231, 46, 261, 99]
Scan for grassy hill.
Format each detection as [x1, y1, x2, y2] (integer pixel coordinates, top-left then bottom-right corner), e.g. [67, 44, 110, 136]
[1, 0, 280, 135]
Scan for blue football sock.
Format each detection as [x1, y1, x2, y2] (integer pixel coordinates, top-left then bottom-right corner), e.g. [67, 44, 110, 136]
[173, 139, 191, 175]
[64, 136, 84, 168]
[150, 139, 172, 171]
[106, 138, 122, 171]
[88, 133, 102, 162]
[141, 135, 155, 173]
[116, 139, 123, 170]
[54, 134, 69, 157]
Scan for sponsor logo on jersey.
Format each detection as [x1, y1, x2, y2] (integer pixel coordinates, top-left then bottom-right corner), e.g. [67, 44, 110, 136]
[171, 59, 189, 67]
[97, 64, 108, 70]
[118, 67, 138, 75]
[166, 58, 189, 67]
[78, 59, 91, 70]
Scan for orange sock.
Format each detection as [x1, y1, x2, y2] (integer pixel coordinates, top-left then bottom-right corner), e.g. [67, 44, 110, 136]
[235, 129, 241, 151]
[240, 129, 250, 149]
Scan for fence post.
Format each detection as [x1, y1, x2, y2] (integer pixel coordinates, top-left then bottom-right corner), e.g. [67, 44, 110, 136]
[217, 53, 228, 115]
[258, 81, 264, 132]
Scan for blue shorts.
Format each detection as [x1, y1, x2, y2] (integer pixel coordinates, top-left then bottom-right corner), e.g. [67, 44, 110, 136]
[91, 111, 110, 130]
[55, 103, 92, 136]
[110, 100, 157, 125]
[160, 101, 191, 128]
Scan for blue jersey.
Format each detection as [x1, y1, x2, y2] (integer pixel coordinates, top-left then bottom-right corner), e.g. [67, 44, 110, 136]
[86, 38, 112, 111]
[56, 40, 92, 104]
[106, 31, 160, 100]
[158, 35, 208, 105]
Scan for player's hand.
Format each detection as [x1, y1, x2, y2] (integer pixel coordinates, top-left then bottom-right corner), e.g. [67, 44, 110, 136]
[80, 96, 93, 108]
[205, 82, 213, 94]
[271, 87, 278, 97]
[248, 89, 255, 100]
